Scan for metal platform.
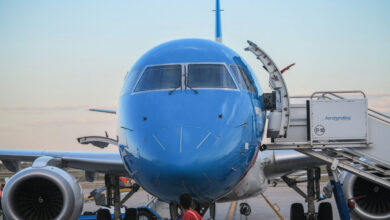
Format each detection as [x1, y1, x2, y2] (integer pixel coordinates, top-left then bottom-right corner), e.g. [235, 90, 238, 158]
[246, 41, 390, 189]
[264, 91, 390, 189]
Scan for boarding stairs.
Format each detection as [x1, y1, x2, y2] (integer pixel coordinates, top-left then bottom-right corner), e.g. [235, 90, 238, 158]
[245, 41, 390, 189]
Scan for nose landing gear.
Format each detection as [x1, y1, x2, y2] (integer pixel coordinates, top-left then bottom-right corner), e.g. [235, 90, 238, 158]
[290, 203, 305, 220]
[239, 203, 251, 216]
[290, 202, 333, 220]
[285, 167, 334, 220]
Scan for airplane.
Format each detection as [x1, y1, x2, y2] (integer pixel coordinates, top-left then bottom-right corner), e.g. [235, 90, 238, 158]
[1, 1, 390, 220]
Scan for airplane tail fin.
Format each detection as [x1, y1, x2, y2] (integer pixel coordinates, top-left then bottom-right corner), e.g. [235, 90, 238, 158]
[215, 0, 222, 43]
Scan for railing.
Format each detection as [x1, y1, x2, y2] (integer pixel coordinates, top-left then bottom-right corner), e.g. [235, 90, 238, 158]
[290, 91, 390, 125]
[311, 90, 366, 99]
[367, 108, 390, 124]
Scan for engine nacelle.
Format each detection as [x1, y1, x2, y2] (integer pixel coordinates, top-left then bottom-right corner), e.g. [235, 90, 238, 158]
[341, 172, 390, 220]
[2, 166, 83, 220]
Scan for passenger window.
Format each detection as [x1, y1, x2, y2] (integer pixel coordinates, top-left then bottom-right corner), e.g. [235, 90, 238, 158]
[134, 65, 182, 92]
[187, 64, 236, 89]
[230, 65, 256, 93]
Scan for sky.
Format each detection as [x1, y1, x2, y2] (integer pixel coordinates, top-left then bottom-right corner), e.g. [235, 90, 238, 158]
[0, 0, 389, 151]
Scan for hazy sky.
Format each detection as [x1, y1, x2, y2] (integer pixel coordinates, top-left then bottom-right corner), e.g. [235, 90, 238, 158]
[0, 0, 389, 151]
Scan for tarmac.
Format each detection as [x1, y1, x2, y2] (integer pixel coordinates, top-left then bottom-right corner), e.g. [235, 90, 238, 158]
[82, 183, 340, 220]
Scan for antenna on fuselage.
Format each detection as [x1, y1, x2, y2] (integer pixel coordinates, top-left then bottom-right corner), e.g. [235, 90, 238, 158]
[214, 0, 223, 43]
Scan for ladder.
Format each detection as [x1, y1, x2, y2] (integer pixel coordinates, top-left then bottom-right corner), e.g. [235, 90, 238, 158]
[297, 149, 390, 188]
[245, 40, 390, 189]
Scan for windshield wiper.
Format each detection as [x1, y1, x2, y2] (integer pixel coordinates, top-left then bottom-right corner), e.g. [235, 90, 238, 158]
[168, 85, 181, 95]
[186, 84, 198, 94]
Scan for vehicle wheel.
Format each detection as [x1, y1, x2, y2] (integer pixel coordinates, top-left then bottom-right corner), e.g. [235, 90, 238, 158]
[239, 203, 251, 216]
[290, 203, 305, 220]
[318, 202, 333, 220]
[96, 208, 112, 220]
[124, 208, 138, 220]
[138, 209, 153, 220]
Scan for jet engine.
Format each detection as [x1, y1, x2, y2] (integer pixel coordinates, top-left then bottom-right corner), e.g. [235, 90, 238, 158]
[2, 166, 83, 220]
[341, 172, 390, 220]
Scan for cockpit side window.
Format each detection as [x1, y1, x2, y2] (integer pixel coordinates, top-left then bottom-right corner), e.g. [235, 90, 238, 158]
[187, 64, 236, 89]
[134, 65, 182, 92]
[121, 68, 141, 95]
[230, 65, 246, 90]
[230, 65, 256, 93]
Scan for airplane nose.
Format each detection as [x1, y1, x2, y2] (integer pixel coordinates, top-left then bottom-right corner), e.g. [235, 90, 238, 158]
[119, 90, 260, 201]
[129, 125, 241, 201]
[152, 125, 219, 157]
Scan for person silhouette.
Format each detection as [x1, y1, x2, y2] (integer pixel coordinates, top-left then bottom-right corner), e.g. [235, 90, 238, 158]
[179, 194, 203, 220]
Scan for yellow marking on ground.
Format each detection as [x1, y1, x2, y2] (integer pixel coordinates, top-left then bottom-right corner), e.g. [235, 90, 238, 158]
[260, 193, 284, 220]
[227, 201, 236, 220]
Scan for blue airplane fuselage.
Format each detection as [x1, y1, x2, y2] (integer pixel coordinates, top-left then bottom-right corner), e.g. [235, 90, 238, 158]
[118, 39, 266, 202]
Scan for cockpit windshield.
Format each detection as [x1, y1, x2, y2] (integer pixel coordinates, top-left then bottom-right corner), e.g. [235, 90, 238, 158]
[134, 65, 182, 92]
[187, 64, 236, 89]
[133, 63, 239, 93]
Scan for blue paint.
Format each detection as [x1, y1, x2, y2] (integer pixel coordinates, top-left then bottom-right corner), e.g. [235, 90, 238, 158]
[118, 39, 266, 203]
[136, 206, 163, 219]
[215, 0, 222, 42]
[78, 214, 125, 220]
[128, 39, 244, 73]
[331, 181, 351, 220]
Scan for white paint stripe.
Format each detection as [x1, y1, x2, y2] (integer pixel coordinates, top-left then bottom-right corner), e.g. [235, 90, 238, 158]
[152, 134, 166, 151]
[195, 132, 211, 149]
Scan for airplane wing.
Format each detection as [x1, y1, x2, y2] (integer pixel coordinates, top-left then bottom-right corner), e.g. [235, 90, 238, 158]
[0, 149, 128, 177]
[89, 108, 116, 114]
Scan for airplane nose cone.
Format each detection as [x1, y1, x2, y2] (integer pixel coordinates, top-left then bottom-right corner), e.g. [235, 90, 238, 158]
[119, 90, 263, 202]
[145, 125, 223, 183]
[153, 125, 218, 157]
[123, 125, 245, 202]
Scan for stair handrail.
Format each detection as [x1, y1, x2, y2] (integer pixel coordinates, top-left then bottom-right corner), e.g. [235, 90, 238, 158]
[312, 91, 390, 124]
